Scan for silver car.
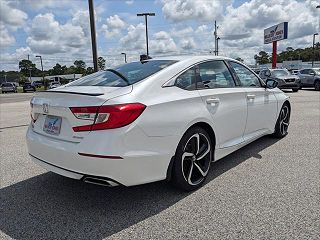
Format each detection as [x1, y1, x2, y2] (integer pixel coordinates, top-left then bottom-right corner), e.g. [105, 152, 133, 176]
[1, 83, 17, 93]
[259, 69, 300, 92]
[298, 68, 320, 91]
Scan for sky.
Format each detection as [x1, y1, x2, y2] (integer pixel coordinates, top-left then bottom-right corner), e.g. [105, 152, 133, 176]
[0, 0, 319, 71]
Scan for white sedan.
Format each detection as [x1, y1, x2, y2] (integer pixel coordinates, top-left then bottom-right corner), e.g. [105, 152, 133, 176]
[26, 56, 290, 191]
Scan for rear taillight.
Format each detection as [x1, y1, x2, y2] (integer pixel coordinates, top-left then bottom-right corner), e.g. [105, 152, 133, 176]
[70, 103, 146, 132]
[30, 101, 39, 125]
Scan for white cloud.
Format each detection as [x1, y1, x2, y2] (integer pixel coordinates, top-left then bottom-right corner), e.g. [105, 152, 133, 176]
[180, 37, 196, 50]
[0, 25, 15, 47]
[161, 0, 230, 22]
[217, 0, 318, 63]
[26, 12, 89, 54]
[102, 15, 126, 39]
[125, 0, 134, 5]
[0, 1, 27, 27]
[120, 23, 146, 51]
[170, 26, 194, 38]
[150, 31, 177, 53]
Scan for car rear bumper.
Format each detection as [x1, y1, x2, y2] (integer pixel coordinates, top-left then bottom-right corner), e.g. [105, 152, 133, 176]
[26, 125, 177, 186]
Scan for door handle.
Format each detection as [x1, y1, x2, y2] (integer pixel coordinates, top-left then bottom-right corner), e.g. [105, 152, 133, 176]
[206, 97, 220, 104]
[247, 94, 255, 100]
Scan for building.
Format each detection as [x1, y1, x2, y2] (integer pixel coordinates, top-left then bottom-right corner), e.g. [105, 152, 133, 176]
[30, 74, 83, 84]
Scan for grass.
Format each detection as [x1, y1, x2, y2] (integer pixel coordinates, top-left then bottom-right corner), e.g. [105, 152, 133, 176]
[1, 86, 46, 94]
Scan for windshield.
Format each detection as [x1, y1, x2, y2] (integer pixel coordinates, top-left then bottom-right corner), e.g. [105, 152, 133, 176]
[272, 69, 290, 77]
[68, 60, 177, 87]
[313, 68, 320, 74]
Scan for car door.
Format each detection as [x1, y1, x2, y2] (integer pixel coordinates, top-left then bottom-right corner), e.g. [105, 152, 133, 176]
[228, 61, 278, 141]
[196, 60, 247, 148]
[307, 70, 316, 85]
[300, 69, 313, 86]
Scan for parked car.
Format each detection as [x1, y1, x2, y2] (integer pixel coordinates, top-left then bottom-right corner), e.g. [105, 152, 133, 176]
[297, 68, 320, 91]
[290, 69, 299, 75]
[27, 56, 290, 191]
[32, 81, 43, 88]
[1, 82, 17, 93]
[23, 82, 36, 92]
[49, 82, 61, 89]
[259, 68, 300, 92]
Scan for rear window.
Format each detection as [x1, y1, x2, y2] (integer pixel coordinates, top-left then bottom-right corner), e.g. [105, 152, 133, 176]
[68, 60, 177, 87]
[2, 83, 13, 87]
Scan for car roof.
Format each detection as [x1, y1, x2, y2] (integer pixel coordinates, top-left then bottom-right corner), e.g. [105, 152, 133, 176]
[150, 55, 235, 62]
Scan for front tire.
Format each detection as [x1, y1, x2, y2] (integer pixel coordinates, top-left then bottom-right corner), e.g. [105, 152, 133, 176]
[292, 88, 299, 92]
[273, 103, 290, 138]
[315, 80, 320, 91]
[171, 127, 213, 191]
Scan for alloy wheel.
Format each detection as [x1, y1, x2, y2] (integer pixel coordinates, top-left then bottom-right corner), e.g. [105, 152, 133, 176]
[279, 105, 290, 136]
[181, 133, 211, 186]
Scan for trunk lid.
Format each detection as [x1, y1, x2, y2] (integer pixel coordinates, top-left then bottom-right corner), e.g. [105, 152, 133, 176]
[30, 86, 132, 142]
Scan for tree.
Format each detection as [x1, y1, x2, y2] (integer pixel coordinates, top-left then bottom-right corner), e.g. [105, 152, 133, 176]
[18, 75, 28, 85]
[235, 57, 244, 62]
[48, 63, 68, 75]
[73, 60, 86, 74]
[86, 67, 94, 75]
[19, 59, 36, 76]
[254, 51, 270, 64]
[98, 56, 106, 70]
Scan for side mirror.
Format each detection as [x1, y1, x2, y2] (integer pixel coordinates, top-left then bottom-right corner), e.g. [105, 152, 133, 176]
[265, 70, 271, 77]
[266, 79, 278, 89]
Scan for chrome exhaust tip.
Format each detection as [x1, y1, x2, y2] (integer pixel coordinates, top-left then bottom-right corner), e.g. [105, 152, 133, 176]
[83, 176, 119, 187]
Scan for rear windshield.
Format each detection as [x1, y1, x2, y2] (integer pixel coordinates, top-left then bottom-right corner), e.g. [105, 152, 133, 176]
[68, 60, 177, 87]
[2, 83, 13, 87]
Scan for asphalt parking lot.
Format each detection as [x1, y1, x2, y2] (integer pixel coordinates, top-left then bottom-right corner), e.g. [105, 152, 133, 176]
[0, 90, 319, 240]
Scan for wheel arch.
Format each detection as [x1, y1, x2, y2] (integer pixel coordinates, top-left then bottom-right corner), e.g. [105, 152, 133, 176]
[166, 121, 216, 181]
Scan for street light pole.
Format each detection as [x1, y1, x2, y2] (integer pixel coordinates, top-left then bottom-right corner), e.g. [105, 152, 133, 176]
[137, 13, 155, 57]
[312, 33, 318, 67]
[36, 55, 45, 89]
[88, 0, 98, 72]
[121, 52, 127, 63]
[216, 37, 220, 56]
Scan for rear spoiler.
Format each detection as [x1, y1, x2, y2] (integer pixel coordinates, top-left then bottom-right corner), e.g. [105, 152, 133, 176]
[39, 91, 103, 96]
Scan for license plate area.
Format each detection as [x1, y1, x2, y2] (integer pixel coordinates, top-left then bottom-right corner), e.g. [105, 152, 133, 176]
[43, 115, 62, 135]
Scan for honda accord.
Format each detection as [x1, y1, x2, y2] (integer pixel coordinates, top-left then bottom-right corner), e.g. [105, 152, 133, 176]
[26, 56, 290, 191]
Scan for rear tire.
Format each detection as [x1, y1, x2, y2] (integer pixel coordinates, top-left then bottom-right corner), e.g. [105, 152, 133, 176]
[292, 88, 299, 92]
[315, 80, 320, 91]
[171, 127, 213, 191]
[273, 103, 290, 138]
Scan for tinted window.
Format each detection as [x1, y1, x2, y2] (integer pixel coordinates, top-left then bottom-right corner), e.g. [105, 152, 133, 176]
[300, 69, 310, 74]
[68, 60, 177, 87]
[230, 62, 261, 87]
[175, 68, 196, 90]
[2, 83, 13, 87]
[198, 61, 235, 89]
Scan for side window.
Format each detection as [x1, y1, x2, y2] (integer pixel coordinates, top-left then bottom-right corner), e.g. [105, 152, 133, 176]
[259, 70, 266, 78]
[198, 61, 235, 89]
[175, 68, 196, 90]
[230, 62, 262, 87]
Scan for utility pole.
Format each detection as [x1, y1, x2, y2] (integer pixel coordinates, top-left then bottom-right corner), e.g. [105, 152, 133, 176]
[88, 0, 98, 72]
[27, 54, 32, 82]
[214, 20, 219, 56]
[312, 33, 319, 67]
[137, 13, 155, 57]
[36, 55, 45, 89]
[121, 52, 127, 63]
[216, 37, 220, 56]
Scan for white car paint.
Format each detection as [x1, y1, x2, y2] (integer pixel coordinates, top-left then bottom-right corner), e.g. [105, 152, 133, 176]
[26, 56, 289, 187]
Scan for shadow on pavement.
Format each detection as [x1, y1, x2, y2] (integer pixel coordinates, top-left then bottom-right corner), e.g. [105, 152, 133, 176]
[0, 136, 279, 240]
